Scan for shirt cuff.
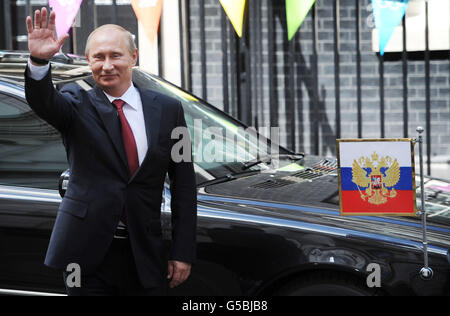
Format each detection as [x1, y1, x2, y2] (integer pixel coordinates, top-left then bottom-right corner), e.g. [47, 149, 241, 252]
[27, 59, 50, 81]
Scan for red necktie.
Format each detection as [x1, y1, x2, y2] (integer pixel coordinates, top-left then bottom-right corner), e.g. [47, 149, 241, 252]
[113, 99, 139, 226]
[112, 99, 139, 176]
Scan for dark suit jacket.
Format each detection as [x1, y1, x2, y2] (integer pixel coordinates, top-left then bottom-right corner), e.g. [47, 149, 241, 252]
[24, 67, 197, 288]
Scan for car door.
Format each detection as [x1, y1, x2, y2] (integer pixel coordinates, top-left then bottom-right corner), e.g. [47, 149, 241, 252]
[0, 85, 67, 295]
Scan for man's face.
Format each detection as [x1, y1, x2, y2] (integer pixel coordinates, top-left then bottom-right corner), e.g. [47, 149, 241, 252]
[86, 28, 137, 97]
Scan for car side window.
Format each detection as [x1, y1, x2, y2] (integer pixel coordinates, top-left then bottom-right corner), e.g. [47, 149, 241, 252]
[0, 91, 68, 190]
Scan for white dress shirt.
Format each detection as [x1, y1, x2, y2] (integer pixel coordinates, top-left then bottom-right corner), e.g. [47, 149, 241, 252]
[27, 59, 50, 80]
[27, 59, 149, 165]
[103, 85, 148, 166]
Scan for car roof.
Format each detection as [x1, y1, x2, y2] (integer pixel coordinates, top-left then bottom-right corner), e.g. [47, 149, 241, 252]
[0, 50, 92, 86]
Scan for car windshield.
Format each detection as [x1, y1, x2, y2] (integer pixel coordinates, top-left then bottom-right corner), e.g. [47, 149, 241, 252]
[131, 70, 295, 179]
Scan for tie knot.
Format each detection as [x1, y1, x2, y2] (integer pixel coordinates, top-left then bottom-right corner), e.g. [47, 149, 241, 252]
[112, 99, 126, 110]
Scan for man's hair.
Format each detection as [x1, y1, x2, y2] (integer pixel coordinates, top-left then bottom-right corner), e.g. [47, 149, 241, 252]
[85, 24, 137, 56]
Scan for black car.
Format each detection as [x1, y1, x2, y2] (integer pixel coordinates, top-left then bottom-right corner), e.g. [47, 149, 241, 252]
[0, 51, 449, 296]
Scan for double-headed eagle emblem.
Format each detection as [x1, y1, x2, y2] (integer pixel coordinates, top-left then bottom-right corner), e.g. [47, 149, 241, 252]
[352, 152, 400, 205]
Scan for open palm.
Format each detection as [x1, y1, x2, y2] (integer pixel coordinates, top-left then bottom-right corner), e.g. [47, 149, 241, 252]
[26, 8, 69, 60]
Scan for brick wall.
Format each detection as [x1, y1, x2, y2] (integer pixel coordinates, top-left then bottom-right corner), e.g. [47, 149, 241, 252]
[188, 0, 450, 158]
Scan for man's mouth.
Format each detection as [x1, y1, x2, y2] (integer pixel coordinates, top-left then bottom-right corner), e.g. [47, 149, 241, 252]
[101, 74, 118, 79]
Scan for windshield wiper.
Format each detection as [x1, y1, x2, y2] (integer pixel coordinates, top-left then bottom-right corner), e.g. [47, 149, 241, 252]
[241, 155, 273, 170]
[198, 153, 306, 186]
[197, 168, 263, 187]
[197, 173, 236, 187]
[241, 153, 305, 170]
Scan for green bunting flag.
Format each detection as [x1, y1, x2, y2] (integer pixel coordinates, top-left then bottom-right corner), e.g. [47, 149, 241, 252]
[286, 0, 317, 41]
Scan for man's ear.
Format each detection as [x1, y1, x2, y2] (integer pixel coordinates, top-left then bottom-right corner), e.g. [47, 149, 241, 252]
[132, 49, 138, 66]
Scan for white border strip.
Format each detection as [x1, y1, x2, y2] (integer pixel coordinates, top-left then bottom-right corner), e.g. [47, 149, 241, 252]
[0, 288, 66, 296]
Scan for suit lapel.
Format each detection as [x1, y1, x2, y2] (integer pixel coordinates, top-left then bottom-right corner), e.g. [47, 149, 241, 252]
[89, 84, 162, 182]
[138, 87, 161, 155]
[129, 86, 161, 182]
[90, 85, 129, 170]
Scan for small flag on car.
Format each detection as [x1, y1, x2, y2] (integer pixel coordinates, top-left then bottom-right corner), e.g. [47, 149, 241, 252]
[337, 139, 417, 216]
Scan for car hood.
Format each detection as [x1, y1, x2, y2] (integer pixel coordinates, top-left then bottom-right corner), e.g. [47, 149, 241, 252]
[200, 155, 450, 252]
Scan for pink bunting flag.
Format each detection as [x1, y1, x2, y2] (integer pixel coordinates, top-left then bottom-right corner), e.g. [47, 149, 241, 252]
[49, 0, 83, 38]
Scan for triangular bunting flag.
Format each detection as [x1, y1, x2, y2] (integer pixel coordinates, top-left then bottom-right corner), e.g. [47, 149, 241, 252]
[49, 0, 83, 38]
[372, 0, 409, 55]
[219, 0, 246, 37]
[286, 0, 316, 41]
[131, 0, 163, 44]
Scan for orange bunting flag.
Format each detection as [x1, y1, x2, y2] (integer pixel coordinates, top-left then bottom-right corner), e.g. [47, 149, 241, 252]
[131, 0, 163, 44]
[219, 0, 247, 37]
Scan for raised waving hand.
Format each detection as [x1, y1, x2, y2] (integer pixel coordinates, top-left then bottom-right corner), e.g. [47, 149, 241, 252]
[26, 7, 69, 61]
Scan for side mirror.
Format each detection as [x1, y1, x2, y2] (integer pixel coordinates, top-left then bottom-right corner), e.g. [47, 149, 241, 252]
[58, 169, 71, 198]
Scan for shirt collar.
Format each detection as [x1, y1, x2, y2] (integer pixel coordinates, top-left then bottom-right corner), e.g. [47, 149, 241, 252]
[103, 83, 139, 111]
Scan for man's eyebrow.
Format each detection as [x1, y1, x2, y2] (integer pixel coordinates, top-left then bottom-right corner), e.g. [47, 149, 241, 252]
[92, 51, 123, 56]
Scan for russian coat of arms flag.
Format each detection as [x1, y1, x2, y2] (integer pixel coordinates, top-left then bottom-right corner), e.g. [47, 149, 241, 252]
[337, 139, 417, 216]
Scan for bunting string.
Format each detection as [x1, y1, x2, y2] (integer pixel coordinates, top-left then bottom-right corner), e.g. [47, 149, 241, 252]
[49, 0, 412, 56]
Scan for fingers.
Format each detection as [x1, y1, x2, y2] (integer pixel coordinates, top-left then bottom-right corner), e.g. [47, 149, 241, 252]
[170, 269, 182, 288]
[57, 33, 70, 49]
[26, 16, 33, 34]
[168, 261, 191, 288]
[29, 8, 52, 31]
[34, 9, 41, 29]
[41, 7, 48, 29]
[48, 10, 56, 32]
[167, 262, 174, 280]
[178, 268, 190, 286]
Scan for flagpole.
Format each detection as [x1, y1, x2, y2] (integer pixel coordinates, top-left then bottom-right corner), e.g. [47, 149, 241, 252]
[416, 126, 433, 280]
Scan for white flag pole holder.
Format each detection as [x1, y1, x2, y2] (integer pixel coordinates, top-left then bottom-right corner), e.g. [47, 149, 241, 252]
[415, 126, 433, 280]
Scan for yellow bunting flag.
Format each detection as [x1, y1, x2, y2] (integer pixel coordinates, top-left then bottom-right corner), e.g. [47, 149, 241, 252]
[286, 0, 316, 40]
[219, 0, 247, 37]
[131, 0, 163, 44]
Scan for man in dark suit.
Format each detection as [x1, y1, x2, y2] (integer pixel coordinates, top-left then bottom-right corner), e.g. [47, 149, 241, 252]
[25, 8, 197, 296]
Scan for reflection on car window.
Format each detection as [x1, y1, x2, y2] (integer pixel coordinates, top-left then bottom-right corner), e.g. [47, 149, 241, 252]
[0, 93, 23, 116]
[0, 91, 68, 189]
[132, 70, 289, 178]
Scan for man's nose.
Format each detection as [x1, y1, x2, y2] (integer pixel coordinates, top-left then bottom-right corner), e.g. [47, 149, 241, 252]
[102, 58, 114, 71]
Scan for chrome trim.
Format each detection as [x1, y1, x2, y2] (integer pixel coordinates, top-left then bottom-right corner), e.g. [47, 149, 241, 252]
[0, 288, 66, 296]
[194, 165, 215, 181]
[197, 193, 450, 234]
[0, 185, 446, 257]
[196, 206, 449, 257]
[0, 185, 61, 204]
[0, 82, 25, 98]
